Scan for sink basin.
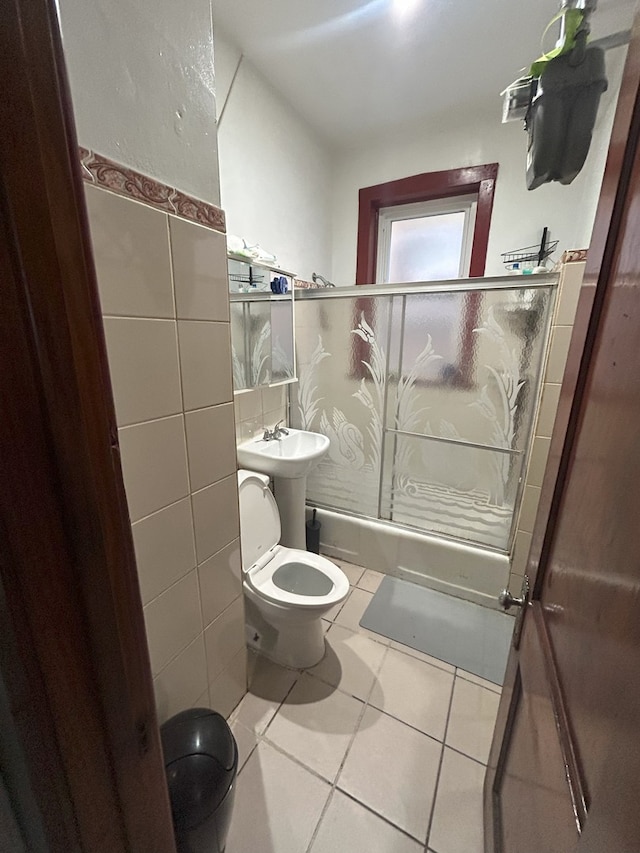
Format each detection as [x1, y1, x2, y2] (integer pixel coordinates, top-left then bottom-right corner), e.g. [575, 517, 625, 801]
[237, 428, 329, 479]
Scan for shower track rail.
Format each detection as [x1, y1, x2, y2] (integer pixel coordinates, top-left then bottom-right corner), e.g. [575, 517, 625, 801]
[294, 274, 558, 300]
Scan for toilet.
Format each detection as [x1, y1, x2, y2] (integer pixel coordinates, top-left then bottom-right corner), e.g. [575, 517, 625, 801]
[237, 469, 349, 668]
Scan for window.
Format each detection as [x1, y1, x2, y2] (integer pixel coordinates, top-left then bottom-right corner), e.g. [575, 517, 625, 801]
[355, 163, 498, 284]
[352, 165, 498, 387]
[376, 196, 477, 283]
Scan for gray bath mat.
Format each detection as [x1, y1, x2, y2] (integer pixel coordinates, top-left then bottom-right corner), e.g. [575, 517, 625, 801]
[360, 576, 513, 685]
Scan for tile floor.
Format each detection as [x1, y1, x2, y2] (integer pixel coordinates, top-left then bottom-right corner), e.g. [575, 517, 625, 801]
[227, 559, 501, 853]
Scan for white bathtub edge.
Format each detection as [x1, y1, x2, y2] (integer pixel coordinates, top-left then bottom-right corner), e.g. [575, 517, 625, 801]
[314, 506, 510, 612]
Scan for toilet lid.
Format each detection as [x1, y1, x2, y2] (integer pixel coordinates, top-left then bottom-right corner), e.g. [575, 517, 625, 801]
[237, 472, 281, 571]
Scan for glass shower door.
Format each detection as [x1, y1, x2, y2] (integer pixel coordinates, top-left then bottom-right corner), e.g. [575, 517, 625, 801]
[292, 278, 555, 552]
[379, 287, 552, 550]
[293, 295, 391, 519]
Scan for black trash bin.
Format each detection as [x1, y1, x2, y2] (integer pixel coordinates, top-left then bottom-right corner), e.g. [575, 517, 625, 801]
[161, 708, 238, 853]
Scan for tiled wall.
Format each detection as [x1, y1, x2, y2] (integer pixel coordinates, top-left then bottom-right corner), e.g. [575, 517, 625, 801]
[85, 184, 247, 723]
[234, 385, 290, 445]
[508, 260, 586, 588]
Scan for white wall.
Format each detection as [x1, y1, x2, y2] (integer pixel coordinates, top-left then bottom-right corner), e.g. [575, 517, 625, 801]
[214, 29, 333, 281]
[331, 47, 627, 285]
[58, 0, 220, 204]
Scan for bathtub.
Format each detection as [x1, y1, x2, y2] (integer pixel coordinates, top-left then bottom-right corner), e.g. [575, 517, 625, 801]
[310, 506, 510, 611]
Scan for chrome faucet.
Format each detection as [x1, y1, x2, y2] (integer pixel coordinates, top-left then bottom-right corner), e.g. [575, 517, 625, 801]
[263, 420, 289, 441]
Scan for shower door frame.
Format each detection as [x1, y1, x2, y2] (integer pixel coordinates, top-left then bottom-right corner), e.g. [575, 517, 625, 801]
[295, 276, 557, 555]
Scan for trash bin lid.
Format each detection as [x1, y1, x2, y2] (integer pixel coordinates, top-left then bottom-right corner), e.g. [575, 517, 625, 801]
[161, 708, 236, 770]
[161, 708, 238, 826]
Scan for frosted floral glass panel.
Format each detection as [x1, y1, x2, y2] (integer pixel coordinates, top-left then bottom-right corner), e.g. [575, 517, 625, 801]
[291, 296, 391, 518]
[293, 282, 555, 552]
[386, 289, 552, 453]
[231, 294, 294, 390]
[231, 302, 249, 391]
[379, 433, 519, 549]
[247, 300, 271, 387]
[271, 298, 295, 383]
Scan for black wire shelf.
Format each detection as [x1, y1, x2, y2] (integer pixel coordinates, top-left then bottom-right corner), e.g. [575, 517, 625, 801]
[502, 227, 557, 267]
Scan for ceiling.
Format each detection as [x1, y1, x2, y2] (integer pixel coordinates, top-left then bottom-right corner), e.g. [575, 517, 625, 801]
[213, 0, 637, 148]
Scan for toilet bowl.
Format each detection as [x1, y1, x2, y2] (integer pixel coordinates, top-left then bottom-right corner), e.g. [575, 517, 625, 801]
[238, 469, 349, 668]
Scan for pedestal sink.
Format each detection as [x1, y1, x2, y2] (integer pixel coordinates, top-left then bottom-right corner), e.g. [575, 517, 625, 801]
[236, 429, 329, 549]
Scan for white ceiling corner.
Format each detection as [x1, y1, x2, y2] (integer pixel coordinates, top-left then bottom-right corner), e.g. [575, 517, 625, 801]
[213, 0, 637, 147]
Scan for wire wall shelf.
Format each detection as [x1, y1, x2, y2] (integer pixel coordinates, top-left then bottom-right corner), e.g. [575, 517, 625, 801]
[229, 272, 266, 285]
[502, 226, 557, 269]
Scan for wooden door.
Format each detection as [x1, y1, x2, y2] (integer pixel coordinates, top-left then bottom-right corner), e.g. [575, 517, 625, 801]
[0, 0, 176, 850]
[485, 18, 640, 853]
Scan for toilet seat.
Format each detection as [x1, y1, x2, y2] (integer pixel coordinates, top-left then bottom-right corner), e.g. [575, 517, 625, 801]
[237, 469, 349, 610]
[245, 546, 349, 609]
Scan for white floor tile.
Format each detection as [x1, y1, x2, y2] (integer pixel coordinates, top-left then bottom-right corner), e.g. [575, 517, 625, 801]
[390, 640, 455, 674]
[334, 587, 391, 645]
[266, 674, 364, 782]
[456, 668, 502, 694]
[226, 741, 330, 853]
[428, 748, 485, 853]
[325, 596, 347, 621]
[334, 588, 372, 631]
[357, 569, 384, 593]
[369, 648, 454, 740]
[310, 790, 423, 853]
[339, 706, 441, 842]
[231, 653, 297, 736]
[337, 560, 366, 586]
[446, 677, 500, 764]
[230, 719, 258, 772]
[309, 624, 387, 701]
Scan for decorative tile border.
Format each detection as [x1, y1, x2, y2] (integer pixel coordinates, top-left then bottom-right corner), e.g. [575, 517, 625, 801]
[553, 249, 588, 271]
[294, 278, 323, 289]
[78, 147, 226, 233]
[561, 249, 588, 263]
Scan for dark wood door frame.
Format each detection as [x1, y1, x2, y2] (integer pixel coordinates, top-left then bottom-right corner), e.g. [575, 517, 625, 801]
[484, 18, 640, 853]
[0, 0, 175, 850]
[355, 162, 499, 284]
[526, 32, 640, 596]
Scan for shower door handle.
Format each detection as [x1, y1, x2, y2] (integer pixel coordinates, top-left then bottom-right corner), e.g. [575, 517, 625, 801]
[498, 589, 526, 610]
[499, 575, 530, 649]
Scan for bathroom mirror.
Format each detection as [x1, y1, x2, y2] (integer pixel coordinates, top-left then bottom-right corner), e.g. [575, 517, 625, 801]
[228, 254, 295, 391]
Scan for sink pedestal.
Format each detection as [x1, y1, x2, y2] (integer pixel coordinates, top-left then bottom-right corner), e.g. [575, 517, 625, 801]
[273, 476, 307, 550]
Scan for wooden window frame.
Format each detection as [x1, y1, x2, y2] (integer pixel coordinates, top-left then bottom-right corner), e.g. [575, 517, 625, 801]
[351, 164, 498, 389]
[355, 163, 499, 285]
